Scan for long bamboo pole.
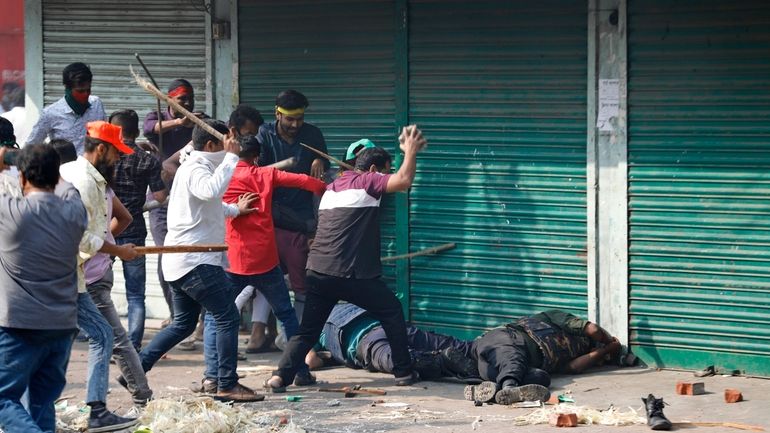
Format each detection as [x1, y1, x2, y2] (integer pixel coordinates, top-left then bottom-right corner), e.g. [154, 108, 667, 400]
[381, 242, 455, 262]
[134, 245, 228, 255]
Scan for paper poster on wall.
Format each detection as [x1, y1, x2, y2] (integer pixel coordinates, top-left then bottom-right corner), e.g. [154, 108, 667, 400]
[597, 79, 620, 132]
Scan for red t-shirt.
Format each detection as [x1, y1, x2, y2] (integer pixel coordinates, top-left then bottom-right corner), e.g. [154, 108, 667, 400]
[223, 161, 326, 275]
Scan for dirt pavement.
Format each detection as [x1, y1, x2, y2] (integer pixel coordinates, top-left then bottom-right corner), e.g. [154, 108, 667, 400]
[59, 321, 770, 433]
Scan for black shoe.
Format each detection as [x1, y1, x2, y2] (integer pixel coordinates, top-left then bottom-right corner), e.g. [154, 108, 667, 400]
[463, 381, 497, 403]
[88, 409, 138, 433]
[394, 371, 420, 386]
[293, 371, 317, 386]
[643, 394, 672, 431]
[441, 347, 479, 379]
[494, 384, 550, 405]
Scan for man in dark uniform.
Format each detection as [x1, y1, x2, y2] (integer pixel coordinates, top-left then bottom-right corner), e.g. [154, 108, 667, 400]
[465, 309, 621, 405]
[304, 303, 478, 381]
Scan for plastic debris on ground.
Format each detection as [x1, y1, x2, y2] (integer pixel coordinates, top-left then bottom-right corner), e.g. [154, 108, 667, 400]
[54, 396, 299, 433]
[512, 404, 646, 426]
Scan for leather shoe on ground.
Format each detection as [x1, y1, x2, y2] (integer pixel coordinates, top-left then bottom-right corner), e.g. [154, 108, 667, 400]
[88, 410, 138, 433]
[464, 381, 497, 403]
[176, 340, 197, 351]
[643, 394, 672, 430]
[215, 383, 265, 402]
[190, 378, 217, 394]
[494, 384, 550, 405]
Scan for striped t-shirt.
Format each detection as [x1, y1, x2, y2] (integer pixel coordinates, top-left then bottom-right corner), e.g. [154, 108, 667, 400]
[307, 171, 391, 279]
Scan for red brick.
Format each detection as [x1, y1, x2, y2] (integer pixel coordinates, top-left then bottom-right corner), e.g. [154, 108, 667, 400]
[676, 381, 705, 395]
[549, 413, 578, 427]
[724, 389, 743, 403]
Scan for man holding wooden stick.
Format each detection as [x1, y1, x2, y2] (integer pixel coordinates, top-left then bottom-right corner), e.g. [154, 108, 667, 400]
[135, 119, 263, 402]
[265, 127, 427, 392]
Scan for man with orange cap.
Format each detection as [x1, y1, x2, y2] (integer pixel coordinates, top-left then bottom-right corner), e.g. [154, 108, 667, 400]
[60, 121, 141, 431]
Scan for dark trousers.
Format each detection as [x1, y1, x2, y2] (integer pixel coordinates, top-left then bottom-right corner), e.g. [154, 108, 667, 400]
[474, 327, 531, 388]
[358, 326, 473, 374]
[275, 270, 413, 384]
[140, 265, 240, 390]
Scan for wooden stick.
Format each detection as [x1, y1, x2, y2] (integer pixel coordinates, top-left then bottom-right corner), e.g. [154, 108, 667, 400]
[131, 65, 224, 140]
[134, 245, 228, 255]
[381, 242, 456, 262]
[675, 422, 765, 432]
[134, 53, 165, 156]
[300, 142, 355, 171]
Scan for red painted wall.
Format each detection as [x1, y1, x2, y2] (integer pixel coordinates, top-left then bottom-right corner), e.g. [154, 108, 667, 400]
[0, 0, 24, 95]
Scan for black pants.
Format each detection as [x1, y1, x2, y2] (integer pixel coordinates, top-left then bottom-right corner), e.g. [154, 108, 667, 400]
[358, 325, 473, 374]
[474, 327, 531, 387]
[275, 270, 413, 384]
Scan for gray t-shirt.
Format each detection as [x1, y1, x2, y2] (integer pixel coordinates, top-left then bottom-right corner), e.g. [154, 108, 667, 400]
[0, 185, 87, 330]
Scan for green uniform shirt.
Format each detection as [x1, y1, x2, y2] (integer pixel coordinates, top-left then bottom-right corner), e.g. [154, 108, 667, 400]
[512, 310, 589, 369]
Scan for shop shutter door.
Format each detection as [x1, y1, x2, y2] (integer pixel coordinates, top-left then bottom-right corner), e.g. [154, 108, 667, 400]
[408, 0, 588, 339]
[41, 0, 207, 318]
[238, 0, 398, 286]
[628, 0, 770, 375]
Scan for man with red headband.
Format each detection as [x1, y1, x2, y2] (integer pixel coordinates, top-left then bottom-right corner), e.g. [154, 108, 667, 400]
[60, 121, 141, 432]
[26, 62, 106, 154]
[143, 79, 207, 349]
[256, 89, 329, 326]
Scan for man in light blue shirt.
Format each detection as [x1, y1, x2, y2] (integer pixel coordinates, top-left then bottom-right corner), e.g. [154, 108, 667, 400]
[26, 62, 106, 154]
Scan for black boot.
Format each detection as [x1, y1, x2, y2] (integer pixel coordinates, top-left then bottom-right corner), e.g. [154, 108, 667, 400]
[87, 401, 138, 433]
[642, 394, 672, 431]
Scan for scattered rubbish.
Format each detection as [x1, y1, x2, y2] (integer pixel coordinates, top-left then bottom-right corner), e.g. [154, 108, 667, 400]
[511, 401, 542, 408]
[675, 422, 765, 432]
[327, 399, 341, 407]
[724, 389, 743, 403]
[512, 405, 646, 426]
[319, 385, 387, 397]
[279, 416, 288, 425]
[473, 400, 483, 407]
[286, 395, 303, 402]
[558, 395, 575, 403]
[134, 427, 153, 433]
[380, 402, 409, 408]
[371, 399, 385, 406]
[471, 415, 482, 430]
[549, 412, 578, 427]
[694, 365, 716, 377]
[546, 395, 560, 405]
[55, 400, 89, 432]
[676, 381, 705, 395]
[583, 387, 599, 393]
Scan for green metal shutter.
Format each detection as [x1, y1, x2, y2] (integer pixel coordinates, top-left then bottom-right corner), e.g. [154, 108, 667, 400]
[41, 0, 206, 319]
[407, 0, 588, 339]
[628, 1, 770, 375]
[238, 0, 399, 286]
[42, 0, 207, 123]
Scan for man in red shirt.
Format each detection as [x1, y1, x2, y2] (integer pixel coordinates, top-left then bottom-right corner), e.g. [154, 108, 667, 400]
[196, 135, 326, 393]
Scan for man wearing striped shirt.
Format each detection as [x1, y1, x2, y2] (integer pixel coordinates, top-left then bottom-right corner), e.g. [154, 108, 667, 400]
[265, 126, 427, 392]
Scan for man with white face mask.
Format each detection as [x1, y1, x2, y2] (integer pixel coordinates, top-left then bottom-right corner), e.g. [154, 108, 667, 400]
[135, 119, 263, 402]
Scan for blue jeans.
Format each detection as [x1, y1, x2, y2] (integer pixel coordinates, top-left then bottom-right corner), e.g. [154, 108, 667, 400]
[140, 264, 240, 390]
[0, 327, 75, 433]
[77, 292, 114, 404]
[116, 237, 146, 350]
[203, 267, 304, 380]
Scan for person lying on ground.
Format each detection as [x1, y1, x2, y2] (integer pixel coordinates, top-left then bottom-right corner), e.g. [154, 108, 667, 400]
[465, 309, 621, 406]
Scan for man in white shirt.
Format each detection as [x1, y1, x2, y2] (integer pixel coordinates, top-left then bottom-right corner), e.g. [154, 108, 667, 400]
[136, 119, 262, 402]
[26, 62, 106, 154]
